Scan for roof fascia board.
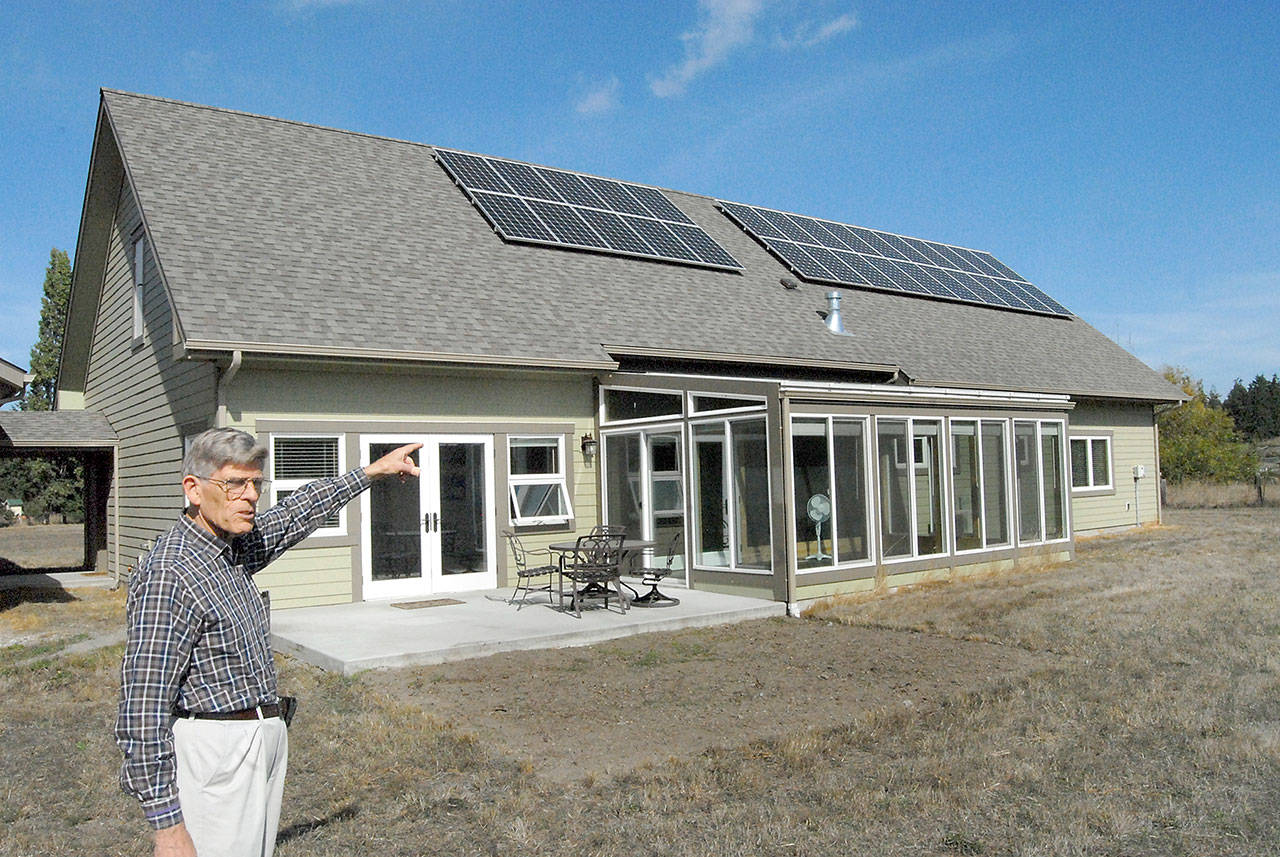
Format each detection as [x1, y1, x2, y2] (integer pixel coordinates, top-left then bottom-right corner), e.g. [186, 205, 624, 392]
[181, 340, 618, 372]
[602, 343, 900, 376]
[100, 92, 187, 349]
[911, 376, 1184, 404]
[58, 100, 122, 397]
[780, 380, 1075, 411]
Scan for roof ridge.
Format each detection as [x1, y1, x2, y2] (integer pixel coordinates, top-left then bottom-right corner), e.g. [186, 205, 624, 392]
[100, 88, 437, 152]
[99, 89, 722, 203]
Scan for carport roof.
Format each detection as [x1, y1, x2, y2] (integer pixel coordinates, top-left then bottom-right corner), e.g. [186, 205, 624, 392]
[0, 410, 117, 449]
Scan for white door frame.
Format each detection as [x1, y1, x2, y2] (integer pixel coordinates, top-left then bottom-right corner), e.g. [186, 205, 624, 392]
[359, 433, 497, 599]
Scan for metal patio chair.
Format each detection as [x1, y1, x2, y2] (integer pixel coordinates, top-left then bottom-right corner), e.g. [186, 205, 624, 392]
[632, 530, 682, 607]
[560, 532, 628, 618]
[504, 531, 558, 610]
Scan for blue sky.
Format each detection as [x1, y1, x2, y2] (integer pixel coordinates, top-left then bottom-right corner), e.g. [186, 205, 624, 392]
[1, 0, 1276, 395]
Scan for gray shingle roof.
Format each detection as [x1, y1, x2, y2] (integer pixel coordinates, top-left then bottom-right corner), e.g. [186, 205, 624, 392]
[101, 90, 1180, 401]
[0, 410, 117, 448]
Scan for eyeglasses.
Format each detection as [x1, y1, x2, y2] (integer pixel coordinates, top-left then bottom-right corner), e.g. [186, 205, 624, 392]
[199, 476, 266, 499]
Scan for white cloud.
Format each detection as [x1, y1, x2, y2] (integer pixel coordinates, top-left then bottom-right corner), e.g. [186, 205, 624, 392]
[575, 77, 621, 115]
[650, 0, 767, 98]
[775, 11, 858, 50]
[276, 0, 362, 12]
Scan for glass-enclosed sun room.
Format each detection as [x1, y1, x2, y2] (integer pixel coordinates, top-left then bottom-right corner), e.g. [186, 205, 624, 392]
[596, 373, 1074, 605]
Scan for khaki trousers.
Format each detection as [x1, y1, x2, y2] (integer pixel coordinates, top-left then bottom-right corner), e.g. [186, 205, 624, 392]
[173, 715, 289, 857]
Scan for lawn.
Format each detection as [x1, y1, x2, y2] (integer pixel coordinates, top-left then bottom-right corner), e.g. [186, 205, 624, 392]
[1, 508, 1277, 856]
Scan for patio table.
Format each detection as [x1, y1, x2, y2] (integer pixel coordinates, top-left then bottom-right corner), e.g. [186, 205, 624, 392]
[549, 538, 656, 606]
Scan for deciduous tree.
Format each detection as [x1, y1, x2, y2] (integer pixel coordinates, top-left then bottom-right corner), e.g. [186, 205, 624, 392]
[1159, 368, 1256, 483]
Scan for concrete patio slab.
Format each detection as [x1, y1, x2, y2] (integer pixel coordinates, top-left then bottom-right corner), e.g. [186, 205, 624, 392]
[271, 585, 784, 675]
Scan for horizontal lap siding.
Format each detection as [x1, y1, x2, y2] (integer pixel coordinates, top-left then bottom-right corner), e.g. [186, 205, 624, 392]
[256, 547, 353, 609]
[1069, 401, 1160, 532]
[84, 180, 216, 576]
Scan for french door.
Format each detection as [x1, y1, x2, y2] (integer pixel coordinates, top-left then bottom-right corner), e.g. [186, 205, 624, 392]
[360, 434, 496, 599]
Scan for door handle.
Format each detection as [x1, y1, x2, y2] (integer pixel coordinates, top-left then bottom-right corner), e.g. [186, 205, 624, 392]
[431, 512, 439, 533]
[423, 512, 439, 533]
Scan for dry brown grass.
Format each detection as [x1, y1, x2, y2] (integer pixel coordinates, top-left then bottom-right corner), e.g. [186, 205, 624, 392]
[2, 509, 1279, 856]
[0, 522, 88, 571]
[1164, 479, 1278, 508]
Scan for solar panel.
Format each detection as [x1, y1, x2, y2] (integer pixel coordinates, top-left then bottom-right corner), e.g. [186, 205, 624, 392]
[718, 201, 1070, 317]
[435, 148, 741, 271]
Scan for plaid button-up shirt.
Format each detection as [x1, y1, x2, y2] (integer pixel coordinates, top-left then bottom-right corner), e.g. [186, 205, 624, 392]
[115, 468, 370, 829]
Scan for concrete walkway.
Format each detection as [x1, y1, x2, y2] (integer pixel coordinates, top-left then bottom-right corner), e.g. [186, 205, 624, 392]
[272, 585, 784, 675]
[0, 570, 116, 591]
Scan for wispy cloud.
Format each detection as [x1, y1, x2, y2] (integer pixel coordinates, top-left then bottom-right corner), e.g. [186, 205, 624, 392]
[1093, 270, 1280, 393]
[775, 11, 858, 50]
[575, 77, 621, 115]
[650, 0, 767, 98]
[276, 0, 363, 12]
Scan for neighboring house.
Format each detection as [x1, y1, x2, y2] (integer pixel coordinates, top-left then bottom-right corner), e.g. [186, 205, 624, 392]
[0, 357, 31, 406]
[55, 90, 1182, 610]
[3, 499, 22, 518]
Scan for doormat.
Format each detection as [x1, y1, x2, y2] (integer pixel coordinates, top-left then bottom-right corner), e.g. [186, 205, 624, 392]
[390, 598, 466, 610]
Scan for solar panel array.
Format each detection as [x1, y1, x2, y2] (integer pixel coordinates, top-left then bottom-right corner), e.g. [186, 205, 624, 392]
[434, 149, 741, 271]
[719, 201, 1069, 316]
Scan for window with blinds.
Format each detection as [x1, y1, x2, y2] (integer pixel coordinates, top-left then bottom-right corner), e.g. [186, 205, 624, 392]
[271, 435, 344, 532]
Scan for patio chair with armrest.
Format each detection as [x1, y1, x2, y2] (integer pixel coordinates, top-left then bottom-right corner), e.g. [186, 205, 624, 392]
[559, 532, 628, 618]
[504, 530, 559, 610]
[632, 530, 682, 607]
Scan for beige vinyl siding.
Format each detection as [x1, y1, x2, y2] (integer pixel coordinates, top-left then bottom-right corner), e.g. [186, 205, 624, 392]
[255, 546, 354, 609]
[83, 179, 216, 576]
[1069, 401, 1160, 533]
[229, 366, 598, 601]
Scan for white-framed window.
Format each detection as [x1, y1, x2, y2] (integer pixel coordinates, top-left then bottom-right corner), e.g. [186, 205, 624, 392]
[271, 434, 345, 534]
[1070, 435, 1113, 490]
[790, 415, 873, 572]
[508, 435, 573, 526]
[1013, 420, 1068, 544]
[875, 416, 948, 561]
[131, 235, 146, 341]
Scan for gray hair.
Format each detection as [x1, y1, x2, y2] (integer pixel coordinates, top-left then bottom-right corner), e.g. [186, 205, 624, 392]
[182, 427, 267, 478]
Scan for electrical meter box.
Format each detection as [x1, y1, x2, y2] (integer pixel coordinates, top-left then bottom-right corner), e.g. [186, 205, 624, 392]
[1132, 465, 1146, 479]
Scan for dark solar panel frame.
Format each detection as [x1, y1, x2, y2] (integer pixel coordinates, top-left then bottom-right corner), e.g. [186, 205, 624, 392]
[717, 200, 1070, 317]
[436, 148, 741, 271]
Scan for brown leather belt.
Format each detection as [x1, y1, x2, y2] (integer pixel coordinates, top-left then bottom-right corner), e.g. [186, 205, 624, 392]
[180, 703, 281, 721]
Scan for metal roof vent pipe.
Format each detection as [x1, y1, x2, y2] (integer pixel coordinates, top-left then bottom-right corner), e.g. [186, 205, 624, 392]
[822, 291, 853, 336]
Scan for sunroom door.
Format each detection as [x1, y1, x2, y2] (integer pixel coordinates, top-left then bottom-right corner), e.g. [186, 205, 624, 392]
[360, 435, 496, 599]
[602, 429, 687, 585]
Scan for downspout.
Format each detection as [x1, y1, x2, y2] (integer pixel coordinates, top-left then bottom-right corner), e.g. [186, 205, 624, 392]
[113, 450, 120, 586]
[215, 350, 243, 428]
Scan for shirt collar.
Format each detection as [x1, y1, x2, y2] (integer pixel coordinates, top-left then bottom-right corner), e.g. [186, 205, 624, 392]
[177, 511, 233, 558]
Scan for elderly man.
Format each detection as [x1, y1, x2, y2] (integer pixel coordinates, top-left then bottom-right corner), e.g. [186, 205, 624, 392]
[116, 427, 420, 857]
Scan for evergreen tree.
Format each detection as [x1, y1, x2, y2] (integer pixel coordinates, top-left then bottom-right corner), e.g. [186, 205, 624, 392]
[24, 248, 72, 411]
[1224, 374, 1280, 440]
[1159, 368, 1256, 483]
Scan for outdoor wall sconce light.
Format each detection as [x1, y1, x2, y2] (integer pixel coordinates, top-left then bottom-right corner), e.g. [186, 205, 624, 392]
[581, 433, 599, 464]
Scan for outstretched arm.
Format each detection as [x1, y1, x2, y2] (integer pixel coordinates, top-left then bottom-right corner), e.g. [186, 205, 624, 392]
[363, 442, 423, 480]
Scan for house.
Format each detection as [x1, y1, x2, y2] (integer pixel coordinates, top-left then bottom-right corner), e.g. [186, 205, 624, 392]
[1, 357, 31, 406]
[55, 90, 1182, 610]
